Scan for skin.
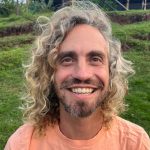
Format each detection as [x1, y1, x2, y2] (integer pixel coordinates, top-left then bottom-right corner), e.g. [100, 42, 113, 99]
[54, 24, 109, 140]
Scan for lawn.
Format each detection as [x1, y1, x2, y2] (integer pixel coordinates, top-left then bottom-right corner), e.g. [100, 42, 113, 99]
[0, 12, 150, 149]
[0, 12, 52, 30]
[122, 50, 150, 135]
[0, 45, 30, 149]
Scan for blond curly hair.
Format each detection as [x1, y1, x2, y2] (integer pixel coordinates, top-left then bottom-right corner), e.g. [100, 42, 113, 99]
[22, 1, 135, 133]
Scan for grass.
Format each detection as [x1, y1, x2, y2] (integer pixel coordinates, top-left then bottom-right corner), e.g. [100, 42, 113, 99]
[0, 14, 33, 30]
[112, 22, 150, 134]
[0, 12, 52, 30]
[113, 21, 150, 37]
[0, 34, 34, 51]
[108, 9, 150, 16]
[122, 50, 150, 135]
[112, 21, 150, 51]
[0, 46, 30, 149]
[0, 11, 150, 149]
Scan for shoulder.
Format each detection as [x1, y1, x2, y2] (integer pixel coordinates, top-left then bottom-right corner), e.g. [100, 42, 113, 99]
[4, 123, 34, 150]
[114, 116, 148, 136]
[113, 116, 150, 149]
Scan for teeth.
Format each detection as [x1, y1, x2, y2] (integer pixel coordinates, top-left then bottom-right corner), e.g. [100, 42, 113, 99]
[71, 88, 93, 94]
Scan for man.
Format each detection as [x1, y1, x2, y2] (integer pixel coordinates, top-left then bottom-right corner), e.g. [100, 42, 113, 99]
[5, 1, 150, 150]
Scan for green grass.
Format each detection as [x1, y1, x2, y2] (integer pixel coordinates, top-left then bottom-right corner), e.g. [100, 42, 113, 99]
[0, 46, 30, 149]
[112, 21, 150, 134]
[113, 21, 150, 36]
[0, 14, 33, 30]
[0, 11, 150, 149]
[0, 34, 34, 51]
[108, 9, 150, 16]
[122, 50, 150, 135]
[0, 12, 52, 30]
[112, 21, 150, 51]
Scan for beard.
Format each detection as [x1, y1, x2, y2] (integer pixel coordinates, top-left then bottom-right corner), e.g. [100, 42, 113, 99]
[55, 77, 109, 118]
[59, 91, 108, 118]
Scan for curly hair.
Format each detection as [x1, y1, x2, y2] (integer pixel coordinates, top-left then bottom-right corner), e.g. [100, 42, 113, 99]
[22, 1, 135, 133]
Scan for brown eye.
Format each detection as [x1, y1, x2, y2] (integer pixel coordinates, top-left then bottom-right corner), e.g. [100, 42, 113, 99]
[92, 56, 101, 62]
[91, 56, 102, 64]
[61, 57, 74, 66]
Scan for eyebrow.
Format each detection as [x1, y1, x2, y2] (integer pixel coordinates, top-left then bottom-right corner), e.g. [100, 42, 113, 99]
[57, 51, 77, 62]
[57, 50, 106, 62]
[87, 50, 106, 59]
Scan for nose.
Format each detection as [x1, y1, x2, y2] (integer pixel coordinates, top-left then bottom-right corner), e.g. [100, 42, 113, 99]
[73, 61, 92, 81]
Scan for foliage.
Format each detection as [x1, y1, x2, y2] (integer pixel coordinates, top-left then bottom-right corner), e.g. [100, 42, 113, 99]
[28, 0, 53, 13]
[0, 0, 16, 16]
[0, 0, 53, 16]
[0, 0, 26, 16]
[28, 0, 47, 13]
[0, 4, 10, 17]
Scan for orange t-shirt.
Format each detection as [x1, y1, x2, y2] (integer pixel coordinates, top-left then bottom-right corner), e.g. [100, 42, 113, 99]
[4, 116, 150, 150]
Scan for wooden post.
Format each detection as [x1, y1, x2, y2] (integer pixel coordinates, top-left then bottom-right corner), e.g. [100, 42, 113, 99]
[142, 0, 147, 10]
[16, 0, 19, 15]
[142, 0, 144, 9]
[26, 0, 29, 12]
[144, 0, 147, 10]
[126, 0, 130, 10]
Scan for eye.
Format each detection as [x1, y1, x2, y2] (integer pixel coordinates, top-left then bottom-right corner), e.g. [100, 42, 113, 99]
[90, 56, 103, 65]
[61, 57, 74, 66]
[92, 56, 101, 62]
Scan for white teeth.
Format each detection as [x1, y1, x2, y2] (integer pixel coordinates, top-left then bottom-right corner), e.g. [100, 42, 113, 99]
[71, 88, 93, 94]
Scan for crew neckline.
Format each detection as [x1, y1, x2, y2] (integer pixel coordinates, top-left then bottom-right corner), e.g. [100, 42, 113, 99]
[54, 123, 106, 148]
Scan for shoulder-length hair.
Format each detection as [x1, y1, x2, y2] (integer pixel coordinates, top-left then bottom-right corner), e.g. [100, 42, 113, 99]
[22, 1, 135, 134]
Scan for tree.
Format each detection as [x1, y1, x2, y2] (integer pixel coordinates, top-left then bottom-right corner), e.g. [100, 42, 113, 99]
[27, 0, 53, 13]
[0, 0, 15, 16]
[16, 0, 19, 15]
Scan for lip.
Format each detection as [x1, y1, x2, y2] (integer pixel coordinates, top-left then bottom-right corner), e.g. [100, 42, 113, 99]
[67, 84, 98, 89]
[71, 90, 98, 100]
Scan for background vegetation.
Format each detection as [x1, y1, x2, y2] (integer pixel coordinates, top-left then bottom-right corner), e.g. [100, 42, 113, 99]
[0, 1, 150, 149]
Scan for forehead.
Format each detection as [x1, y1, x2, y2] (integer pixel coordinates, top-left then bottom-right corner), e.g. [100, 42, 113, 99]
[59, 24, 108, 56]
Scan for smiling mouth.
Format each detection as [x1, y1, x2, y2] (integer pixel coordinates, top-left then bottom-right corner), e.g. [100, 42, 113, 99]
[67, 88, 97, 94]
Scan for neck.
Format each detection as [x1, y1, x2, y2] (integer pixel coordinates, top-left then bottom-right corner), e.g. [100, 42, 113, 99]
[59, 106, 103, 140]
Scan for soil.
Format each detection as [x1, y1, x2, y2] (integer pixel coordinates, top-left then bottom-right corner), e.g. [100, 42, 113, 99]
[0, 13, 150, 51]
[1, 13, 150, 37]
[0, 22, 34, 37]
[132, 33, 150, 41]
[109, 13, 150, 24]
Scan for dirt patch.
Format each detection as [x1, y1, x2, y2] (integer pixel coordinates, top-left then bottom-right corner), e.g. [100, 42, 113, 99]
[109, 13, 150, 24]
[0, 23, 34, 37]
[121, 40, 150, 51]
[132, 33, 150, 41]
[121, 43, 131, 51]
[1, 13, 150, 37]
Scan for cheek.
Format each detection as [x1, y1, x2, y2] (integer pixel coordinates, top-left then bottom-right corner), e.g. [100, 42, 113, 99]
[96, 68, 109, 85]
[54, 68, 72, 86]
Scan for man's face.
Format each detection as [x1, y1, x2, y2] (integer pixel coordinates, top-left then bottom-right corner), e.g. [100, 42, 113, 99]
[54, 24, 109, 118]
